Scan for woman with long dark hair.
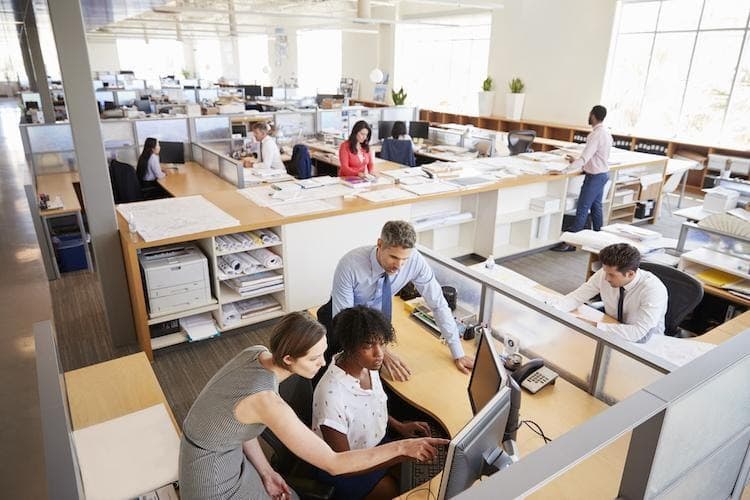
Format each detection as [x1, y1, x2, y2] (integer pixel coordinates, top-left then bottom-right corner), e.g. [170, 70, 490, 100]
[338, 120, 375, 177]
[178, 312, 445, 500]
[136, 137, 164, 186]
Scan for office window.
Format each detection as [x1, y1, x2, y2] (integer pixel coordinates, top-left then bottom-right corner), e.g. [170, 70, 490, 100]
[238, 35, 270, 84]
[116, 39, 185, 80]
[603, 0, 750, 147]
[32, 4, 61, 81]
[394, 14, 490, 114]
[0, 12, 28, 86]
[296, 30, 342, 96]
[193, 39, 223, 82]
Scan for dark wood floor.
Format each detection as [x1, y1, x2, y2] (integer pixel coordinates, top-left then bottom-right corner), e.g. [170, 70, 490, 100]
[53, 193, 700, 426]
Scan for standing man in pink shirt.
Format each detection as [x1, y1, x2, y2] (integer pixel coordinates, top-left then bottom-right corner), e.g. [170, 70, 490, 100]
[552, 105, 613, 252]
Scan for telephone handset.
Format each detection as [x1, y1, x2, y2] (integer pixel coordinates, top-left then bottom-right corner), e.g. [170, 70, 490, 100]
[504, 356, 559, 394]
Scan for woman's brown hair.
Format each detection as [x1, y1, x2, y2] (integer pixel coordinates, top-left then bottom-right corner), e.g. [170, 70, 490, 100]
[269, 312, 326, 366]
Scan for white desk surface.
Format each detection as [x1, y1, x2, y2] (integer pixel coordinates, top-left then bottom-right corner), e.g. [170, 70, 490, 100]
[674, 205, 714, 221]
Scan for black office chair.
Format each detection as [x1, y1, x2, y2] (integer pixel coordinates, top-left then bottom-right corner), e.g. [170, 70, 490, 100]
[508, 130, 537, 156]
[108, 159, 143, 204]
[640, 262, 703, 337]
[260, 376, 334, 500]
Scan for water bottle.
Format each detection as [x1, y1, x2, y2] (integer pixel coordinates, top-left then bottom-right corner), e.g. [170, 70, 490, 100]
[128, 212, 137, 236]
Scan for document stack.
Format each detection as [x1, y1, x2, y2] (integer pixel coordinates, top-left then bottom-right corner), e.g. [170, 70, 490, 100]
[422, 162, 463, 179]
[225, 270, 284, 297]
[233, 295, 282, 320]
[179, 312, 219, 341]
[529, 195, 561, 213]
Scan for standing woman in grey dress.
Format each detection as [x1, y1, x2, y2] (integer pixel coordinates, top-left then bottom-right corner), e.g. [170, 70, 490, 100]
[179, 312, 446, 500]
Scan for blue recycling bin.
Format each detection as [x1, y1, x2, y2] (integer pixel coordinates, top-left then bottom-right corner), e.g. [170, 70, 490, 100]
[53, 234, 87, 272]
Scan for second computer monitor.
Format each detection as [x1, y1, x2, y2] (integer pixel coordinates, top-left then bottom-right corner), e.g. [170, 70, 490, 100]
[438, 385, 512, 499]
[409, 121, 430, 140]
[159, 141, 185, 164]
[378, 121, 395, 141]
[468, 331, 506, 415]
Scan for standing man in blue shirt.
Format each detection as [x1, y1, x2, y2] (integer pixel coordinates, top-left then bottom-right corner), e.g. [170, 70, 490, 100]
[319, 220, 474, 381]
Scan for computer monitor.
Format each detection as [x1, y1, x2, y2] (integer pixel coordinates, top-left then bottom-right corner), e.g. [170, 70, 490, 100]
[438, 385, 512, 500]
[468, 330, 506, 415]
[262, 86, 273, 97]
[246, 85, 262, 98]
[159, 141, 185, 164]
[378, 121, 395, 141]
[103, 101, 116, 111]
[25, 101, 39, 110]
[409, 121, 430, 140]
[135, 99, 152, 113]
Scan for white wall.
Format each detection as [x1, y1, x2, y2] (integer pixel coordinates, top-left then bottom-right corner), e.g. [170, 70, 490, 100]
[342, 31, 378, 100]
[486, 0, 617, 125]
[86, 39, 120, 73]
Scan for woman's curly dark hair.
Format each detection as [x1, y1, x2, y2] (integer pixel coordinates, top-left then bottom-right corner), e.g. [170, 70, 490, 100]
[332, 305, 395, 356]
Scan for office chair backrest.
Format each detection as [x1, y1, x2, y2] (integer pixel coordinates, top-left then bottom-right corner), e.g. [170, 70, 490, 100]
[261, 376, 314, 472]
[108, 159, 143, 204]
[288, 144, 312, 179]
[381, 138, 416, 167]
[508, 130, 537, 156]
[639, 262, 703, 337]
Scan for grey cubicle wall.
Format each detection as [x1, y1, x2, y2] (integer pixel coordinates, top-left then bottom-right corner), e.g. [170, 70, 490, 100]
[34, 320, 84, 500]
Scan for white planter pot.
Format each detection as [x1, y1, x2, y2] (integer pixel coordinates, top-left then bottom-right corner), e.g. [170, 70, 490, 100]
[506, 93, 525, 120]
[477, 91, 495, 116]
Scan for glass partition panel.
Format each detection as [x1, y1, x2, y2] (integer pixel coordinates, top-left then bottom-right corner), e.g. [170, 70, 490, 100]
[429, 260, 483, 316]
[381, 106, 414, 121]
[108, 147, 138, 166]
[527, 434, 630, 499]
[220, 158, 239, 186]
[192, 144, 203, 164]
[116, 90, 137, 106]
[274, 112, 317, 139]
[100, 121, 135, 148]
[430, 128, 462, 146]
[33, 152, 77, 174]
[197, 88, 219, 102]
[597, 347, 663, 404]
[194, 116, 231, 142]
[27, 124, 74, 153]
[489, 290, 597, 386]
[203, 150, 220, 173]
[95, 91, 114, 105]
[183, 89, 197, 103]
[134, 118, 189, 145]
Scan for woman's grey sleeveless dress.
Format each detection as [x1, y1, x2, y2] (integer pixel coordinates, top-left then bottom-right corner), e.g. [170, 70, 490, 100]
[179, 346, 290, 500]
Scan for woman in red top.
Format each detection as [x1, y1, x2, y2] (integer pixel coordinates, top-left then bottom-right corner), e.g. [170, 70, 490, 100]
[338, 120, 376, 177]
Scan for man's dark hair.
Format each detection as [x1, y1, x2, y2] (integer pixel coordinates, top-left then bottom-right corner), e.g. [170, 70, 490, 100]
[599, 243, 640, 274]
[591, 105, 607, 122]
[332, 306, 395, 355]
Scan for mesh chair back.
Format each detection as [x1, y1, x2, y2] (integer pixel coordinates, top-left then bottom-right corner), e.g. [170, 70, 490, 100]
[508, 130, 537, 155]
[640, 262, 703, 336]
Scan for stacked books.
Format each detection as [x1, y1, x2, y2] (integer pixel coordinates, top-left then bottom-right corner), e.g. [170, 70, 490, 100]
[422, 162, 463, 179]
[234, 295, 282, 319]
[225, 270, 284, 297]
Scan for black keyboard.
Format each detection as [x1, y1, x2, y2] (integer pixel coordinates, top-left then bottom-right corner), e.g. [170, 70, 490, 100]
[400, 421, 449, 492]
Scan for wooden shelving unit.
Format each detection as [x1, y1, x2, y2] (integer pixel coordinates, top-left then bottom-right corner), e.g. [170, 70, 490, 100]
[417, 109, 750, 195]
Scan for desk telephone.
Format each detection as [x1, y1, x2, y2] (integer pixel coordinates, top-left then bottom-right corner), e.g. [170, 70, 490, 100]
[501, 335, 558, 393]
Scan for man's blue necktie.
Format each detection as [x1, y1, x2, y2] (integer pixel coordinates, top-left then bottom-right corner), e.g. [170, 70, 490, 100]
[381, 272, 392, 321]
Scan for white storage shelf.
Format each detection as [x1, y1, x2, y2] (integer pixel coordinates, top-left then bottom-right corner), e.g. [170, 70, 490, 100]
[217, 264, 284, 282]
[220, 282, 285, 304]
[215, 240, 282, 257]
[147, 300, 219, 325]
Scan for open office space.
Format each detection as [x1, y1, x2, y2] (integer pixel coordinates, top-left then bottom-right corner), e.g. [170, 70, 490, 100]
[3, 0, 750, 498]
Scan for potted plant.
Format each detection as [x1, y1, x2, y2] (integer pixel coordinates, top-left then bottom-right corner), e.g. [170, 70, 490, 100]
[391, 86, 407, 105]
[506, 77, 525, 120]
[478, 76, 495, 116]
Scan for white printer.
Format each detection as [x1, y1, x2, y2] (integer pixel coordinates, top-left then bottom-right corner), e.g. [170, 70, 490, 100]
[139, 243, 212, 317]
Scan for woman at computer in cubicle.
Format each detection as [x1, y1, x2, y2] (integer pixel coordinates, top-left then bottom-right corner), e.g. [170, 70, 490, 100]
[178, 312, 445, 500]
[312, 306, 432, 500]
[339, 120, 376, 178]
[136, 137, 165, 186]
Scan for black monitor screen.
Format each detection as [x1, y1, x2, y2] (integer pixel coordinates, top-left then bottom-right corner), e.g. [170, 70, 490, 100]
[159, 141, 185, 164]
[25, 101, 39, 110]
[409, 121, 430, 140]
[247, 85, 262, 97]
[135, 99, 152, 113]
[468, 331, 504, 415]
[378, 121, 395, 141]
[262, 86, 273, 97]
[103, 101, 116, 111]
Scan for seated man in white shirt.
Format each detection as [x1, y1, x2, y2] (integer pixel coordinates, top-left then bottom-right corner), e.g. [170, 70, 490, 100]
[553, 243, 668, 343]
[313, 306, 431, 500]
[242, 121, 285, 170]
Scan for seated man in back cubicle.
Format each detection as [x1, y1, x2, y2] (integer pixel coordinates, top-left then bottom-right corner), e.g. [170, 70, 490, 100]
[552, 243, 668, 343]
[318, 220, 474, 381]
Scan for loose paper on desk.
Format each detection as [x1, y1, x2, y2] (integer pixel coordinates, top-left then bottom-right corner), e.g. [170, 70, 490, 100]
[268, 199, 337, 217]
[357, 187, 417, 203]
[117, 196, 239, 242]
[637, 335, 714, 367]
[238, 182, 352, 207]
[640, 173, 663, 188]
[400, 181, 460, 196]
[73, 404, 180, 500]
